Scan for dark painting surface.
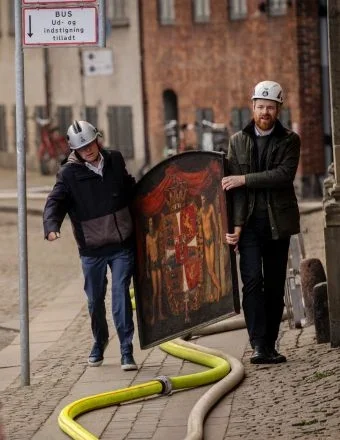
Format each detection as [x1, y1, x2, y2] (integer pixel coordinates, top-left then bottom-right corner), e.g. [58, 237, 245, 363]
[132, 151, 240, 349]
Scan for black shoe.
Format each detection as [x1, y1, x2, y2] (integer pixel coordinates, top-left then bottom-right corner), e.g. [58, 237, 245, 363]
[250, 345, 273, 364]
[121, 353, 138, 371]
[88, 340, 108, 367]
[268, 348, 287, 364]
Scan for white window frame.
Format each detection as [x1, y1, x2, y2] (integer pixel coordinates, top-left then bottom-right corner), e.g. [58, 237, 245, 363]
[85, 107, 98, 129]
[229, 0, 247, 21]
[107, 0, 129, 27]
[107, 106, 134, 159]
[268, 0, 287, 17]
[56, 106, 73, 139]
[193, 0, 210, 23]
[158, 0, 175, 26]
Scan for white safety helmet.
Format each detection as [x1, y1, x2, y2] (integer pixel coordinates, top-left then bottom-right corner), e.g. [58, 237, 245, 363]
[67, 120, 100, 150]
[251, 80, 283, 104]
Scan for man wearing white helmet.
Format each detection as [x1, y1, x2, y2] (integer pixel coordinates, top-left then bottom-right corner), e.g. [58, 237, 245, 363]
[221, 81, 300, 364]
[43, 120, 138, 371]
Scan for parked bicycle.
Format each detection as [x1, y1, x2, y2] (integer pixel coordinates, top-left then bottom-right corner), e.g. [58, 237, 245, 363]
[36, 117, 69, 175]
[163, 119, 229, 157]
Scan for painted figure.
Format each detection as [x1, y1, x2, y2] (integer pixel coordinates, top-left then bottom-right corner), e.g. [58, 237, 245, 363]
[146, 216, 166, 324]
[200, 193, 221, 300]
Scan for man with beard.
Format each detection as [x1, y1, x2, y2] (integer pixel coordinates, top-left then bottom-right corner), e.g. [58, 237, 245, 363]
[221, 81, 300, 364]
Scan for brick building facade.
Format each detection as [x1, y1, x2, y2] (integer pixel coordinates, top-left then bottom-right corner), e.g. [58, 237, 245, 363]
[140, 0, 328, 197]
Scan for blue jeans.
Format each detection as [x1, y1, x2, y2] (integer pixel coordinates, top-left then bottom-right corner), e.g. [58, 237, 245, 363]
[238, 216, 290, 349]
[81, 248, 135, 356]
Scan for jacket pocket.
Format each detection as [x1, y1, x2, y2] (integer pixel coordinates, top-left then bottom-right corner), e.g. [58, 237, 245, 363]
[81, 207, 133, 248]
[272, 204, 300, 238]
[114, 207, 133, 241]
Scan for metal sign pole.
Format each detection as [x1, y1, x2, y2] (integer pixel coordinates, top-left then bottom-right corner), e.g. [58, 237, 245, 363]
[98, 0, 106, 48]
[13, 0, 106, 387]
[15, 0, 30, 386]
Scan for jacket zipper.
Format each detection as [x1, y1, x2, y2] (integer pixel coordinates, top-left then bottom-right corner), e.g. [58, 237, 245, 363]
[265, 137, 279, 238]
[247, 137, 255, 215]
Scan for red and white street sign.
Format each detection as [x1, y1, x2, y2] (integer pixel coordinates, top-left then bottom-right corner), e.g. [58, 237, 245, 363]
[23, 7, 98, 46]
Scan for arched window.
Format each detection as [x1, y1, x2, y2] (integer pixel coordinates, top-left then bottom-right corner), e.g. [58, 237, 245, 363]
[163, 90, 178, 153]
[163, 89, 178, 123]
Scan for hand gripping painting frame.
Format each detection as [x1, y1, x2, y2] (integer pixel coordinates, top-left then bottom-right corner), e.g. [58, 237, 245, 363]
[132, 151, 240, 349]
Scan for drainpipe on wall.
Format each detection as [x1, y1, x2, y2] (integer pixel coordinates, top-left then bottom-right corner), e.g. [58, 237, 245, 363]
[137, 0, 151, 179]
[78, 48, 86, 120]
[43, 48, 51, 119]
[324, 0, 340, 347]
[319, 0, 332, 171]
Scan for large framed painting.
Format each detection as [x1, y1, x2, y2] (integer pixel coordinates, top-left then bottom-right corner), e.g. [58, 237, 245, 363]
[132, 151, 240, 349]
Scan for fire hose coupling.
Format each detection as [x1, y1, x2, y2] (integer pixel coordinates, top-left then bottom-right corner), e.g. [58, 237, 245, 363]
[156, 375, 173, 395]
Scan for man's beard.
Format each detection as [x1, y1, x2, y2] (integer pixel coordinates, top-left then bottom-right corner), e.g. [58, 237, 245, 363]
[255, 116, 275, 131]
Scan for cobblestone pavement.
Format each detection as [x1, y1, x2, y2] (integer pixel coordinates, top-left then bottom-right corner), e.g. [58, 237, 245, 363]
[226, 325, 340, 440]
[0, 212, 79, 350]
[1, 306, 90, 439]
[223, 211, 340, 440]
[0, 168, 78, 351]
[0, 168, 339, 440]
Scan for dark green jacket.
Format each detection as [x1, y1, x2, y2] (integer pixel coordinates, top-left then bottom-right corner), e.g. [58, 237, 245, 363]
[227, 120, 300, 239]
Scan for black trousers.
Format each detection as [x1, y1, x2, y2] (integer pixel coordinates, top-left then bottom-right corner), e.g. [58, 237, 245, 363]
[238, 215, 290, 349]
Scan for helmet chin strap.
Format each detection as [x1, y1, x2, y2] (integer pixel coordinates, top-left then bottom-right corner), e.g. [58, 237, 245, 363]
[74, 150, 86, 162]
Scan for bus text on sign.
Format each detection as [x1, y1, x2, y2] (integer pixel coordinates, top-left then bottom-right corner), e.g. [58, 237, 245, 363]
[23, 7, 98, 46]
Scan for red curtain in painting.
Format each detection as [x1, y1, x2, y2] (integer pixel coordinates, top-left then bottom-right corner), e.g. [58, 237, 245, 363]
[134, 161, 221, 217]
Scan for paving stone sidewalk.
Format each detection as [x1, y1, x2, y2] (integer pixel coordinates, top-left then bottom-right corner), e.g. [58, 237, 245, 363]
[0, 168, 339, 440]
[227, 325, 340, 440]
[2, 303, 339, 440]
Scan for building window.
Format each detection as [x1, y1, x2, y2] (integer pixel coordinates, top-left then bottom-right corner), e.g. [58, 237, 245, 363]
[0, 106, 7, 152]
[196, 108, 214, 149]
[193, 0, 210, 23]
[85, 107, 98, 129]
[229, 0, 247, 21]
[163, 89, 178, 153]
[107, 0, 129, 27]
[35, 106, 48, 150]
[158, 0, 175, 26]
[8, 0, 15, 36]
[279, 108, 292, 129]
[56, 106, 73, 138]
[107, 106, 134, 159]
[230, 107, 251, 133]
[268, 0, 287, 16]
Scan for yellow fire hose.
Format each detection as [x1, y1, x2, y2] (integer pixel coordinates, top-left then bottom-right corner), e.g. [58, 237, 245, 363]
[58, 290, 246, 440]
